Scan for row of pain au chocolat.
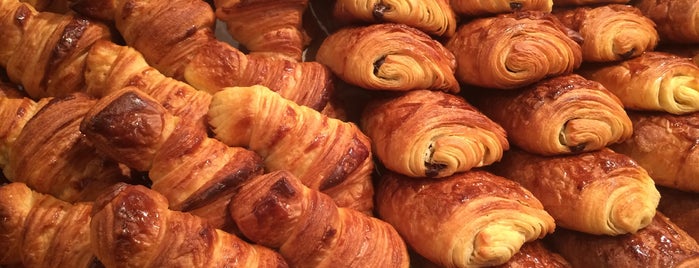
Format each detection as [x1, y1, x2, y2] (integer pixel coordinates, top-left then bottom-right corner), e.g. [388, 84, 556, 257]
[2, 0, 699, 267]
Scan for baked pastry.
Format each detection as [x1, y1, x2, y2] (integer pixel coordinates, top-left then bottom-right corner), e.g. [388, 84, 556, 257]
[552, 0, 629, 6]
[80, 87, 264, 229]
[634, 0, 699, 43]
[230, 170, 410, 268]
[90, 183, 288, 268]
[610, 111, 699, 192]
[376, 170, 555, 267]
[446, 11, 582, 89]
[657, 187, 699, 242]
[0, 83, 43, 169]
[492, 241, 571, 268]
[580, 52, 699, 115]
[492, 147, 660, 235]
[547, 213, 699, 267]
[361, 89, 508, 178]
[316, 23, 459, 93]
[0, 182, 95, 268]
[208, 85, 375, 214]
[20, 0, 70, 13]
[333, 0, 457, 37]
[470, 74, 632, 155]
[450, 0, 553, 17]
[553, 4, 658, 62]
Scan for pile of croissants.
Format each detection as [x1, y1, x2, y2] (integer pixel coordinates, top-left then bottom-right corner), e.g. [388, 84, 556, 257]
[1, 0, 699, 267]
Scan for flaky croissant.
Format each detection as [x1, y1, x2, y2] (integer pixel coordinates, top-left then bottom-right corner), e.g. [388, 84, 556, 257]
[316, 23, 459, 93]
[634, 0, 699, 44]
[548, 212, 699, 268]
[446, 11, 582, 89]
[0, 182, 95, 268]
[449, 0, 553, 17]
[80, 87, 264, 229]
[470, 74, 632, 155]
[91, 183, 288, 268]
[332, 0, 457, 37]
[0, 82, 43, 169]
[376, 170, 556, 268]
[208, 85, 374, 214]
[657, 187, 699, 242]
[361, 89, 508, 178]
[553, 4, 658, 62]
[580, 52, 699, 115]
[610, 111, 699, 192]
[230, 170, 410, 268]
[492, 148, 659, 235]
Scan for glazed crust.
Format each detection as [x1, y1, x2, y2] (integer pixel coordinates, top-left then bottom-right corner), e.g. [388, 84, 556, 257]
[552, 0, 629, 7]
[449, 0, 552, 17]
[493, 241, 571, 268]
[634, 0, 699, 43]
[657, 187, 699, 242]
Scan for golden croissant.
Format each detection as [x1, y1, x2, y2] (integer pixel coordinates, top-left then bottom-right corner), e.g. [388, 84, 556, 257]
[470, 74, 632, 155]
[361, 89, 509, 178]
[446, 11, 582, 89]
[316, 23, 459, 93]
[634, 0, 699, 44]
[450, 0, 552, 17]
[208, 85, 375, 214]
[229, 170, 410, 268]
[376, 170, 556, 268]
[492, 147, 660, 235]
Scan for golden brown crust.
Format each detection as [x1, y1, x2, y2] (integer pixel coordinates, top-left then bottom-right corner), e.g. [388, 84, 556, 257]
[317, 23, 459, 93]
[449, 0, 553, 17]
[492, 148, 659, 235]
[548, 212, 699, 268]
[446, 11, 582, 89]
[230, 170, 410, 268]
[493, 241, 571, 268]
[553, 4, 658, 62]
[361, 90, 508, 178]
[0, 83, 44, 169]
[333, 0, 457, 37]
[471, 74, 632, 155]
[657, 187, 699, 242]
[580, 52, 699, 114]
[91, 183, 288, 268]
[552, 0, 629, 7]
[610, 111, 699, 192]
[376, 170, 555, 267]
[208, 85, 375, 214]
[634, 0, 699, 44]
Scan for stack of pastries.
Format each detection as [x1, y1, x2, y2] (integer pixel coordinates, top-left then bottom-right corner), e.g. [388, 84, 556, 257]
[1, 0, 699, 267]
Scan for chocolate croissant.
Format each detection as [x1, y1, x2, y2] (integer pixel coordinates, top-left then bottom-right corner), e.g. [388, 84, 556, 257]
[492, 148, 660, 235]
[376, 170, 556, 267]
[361, 89, 509, 178]
[446, 11, 582, 89]
[213, 0, 310, 61]
[316, 23, 459, 93]
[634, 0, 699, 44]
[580, 52, 699, 115]
[657, 187, 699, 242]
[449, 0, 553, 17]
[230, 170, 410, 268]
[547, 213, 699, 267]
[333, 0, 457, 37]
[80, 87, 264, 229]
[553, 4, 658, 62]
[0, 182, 95, 267]
[470, 74, 632, 156]
[90, 183, 288, 268]
[208, 85, 375, 214]
[610, 111, 699, 193]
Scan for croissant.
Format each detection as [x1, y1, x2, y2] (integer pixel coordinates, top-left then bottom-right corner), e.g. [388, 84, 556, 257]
[316, 23, 459, 93]
[656, 187, 699, 242]
[208, 85, 374, 213]
[229, 170, 410, 267]
[634, 0, 699, 44]
[376, 170, 556, 267]
[91, 183, 288, 268]
[552, 0, 629, 6]
[332, 0, 457, 37]
[492, 241, 571, 268]
[470, 74, 632, 155]
[449, 0, 552, 17]
[361, 89, 509, 178]
[213, 0, 309, 61]
[580, 52, 699, 115]
[492, 147, 660, 235]
[553, 4, 658, 62]
[610, 111, 699, 192]
[0, 82, 43, 169]
[547, 212, 699, 267]
[71, 0, 333, 111]
[0, 182, 95, 267]
[79, 87, 264, 229]
[446, 11, 582, 89]
[0, 0, 112, 99]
